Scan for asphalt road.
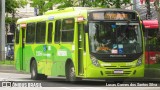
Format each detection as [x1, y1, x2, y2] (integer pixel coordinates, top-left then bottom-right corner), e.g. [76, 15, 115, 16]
[0, 72, 160, 90]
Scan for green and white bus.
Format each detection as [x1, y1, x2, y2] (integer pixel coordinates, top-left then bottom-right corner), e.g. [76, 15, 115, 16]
[15, 7, 145, 82]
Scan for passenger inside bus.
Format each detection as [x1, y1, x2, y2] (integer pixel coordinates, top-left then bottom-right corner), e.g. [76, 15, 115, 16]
[127, 25, 137, 43]
[117, 25, 137, 44]
[95, 24, 112, 53]
[90, 22, 141, 54]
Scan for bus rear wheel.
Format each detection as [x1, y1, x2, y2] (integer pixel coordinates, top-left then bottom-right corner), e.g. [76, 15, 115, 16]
[31, 60, 47, 80]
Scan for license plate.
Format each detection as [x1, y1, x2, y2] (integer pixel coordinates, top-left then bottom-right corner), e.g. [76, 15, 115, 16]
[114, 70, 123, 74]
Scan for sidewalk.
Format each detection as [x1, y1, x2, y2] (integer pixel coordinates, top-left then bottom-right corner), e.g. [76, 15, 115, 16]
[145, 68, 160, 78]
[0, 65, 25, 74]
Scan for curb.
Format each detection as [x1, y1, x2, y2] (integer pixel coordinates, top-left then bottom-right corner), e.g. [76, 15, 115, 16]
[0, 65, 17, 73]
[0, 65, 15, 70]
[0, 65, 28, 74]
[145, 68, 160, 78]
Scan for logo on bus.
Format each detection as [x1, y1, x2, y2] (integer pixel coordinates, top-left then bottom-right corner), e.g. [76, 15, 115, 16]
[57, 50, 67, 56]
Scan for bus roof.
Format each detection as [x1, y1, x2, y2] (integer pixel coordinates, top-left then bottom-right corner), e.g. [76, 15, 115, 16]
[142, 20, 158, 29]
[17, 7, 138, 24]
[44, 7, 136, 15]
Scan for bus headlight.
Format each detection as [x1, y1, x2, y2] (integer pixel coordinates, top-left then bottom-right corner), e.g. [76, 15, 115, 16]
[90, 55, 100, 67]
[136, 56, 142, 66]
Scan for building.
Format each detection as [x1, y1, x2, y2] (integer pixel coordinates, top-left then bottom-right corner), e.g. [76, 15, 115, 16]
[15, 0, 35, 18]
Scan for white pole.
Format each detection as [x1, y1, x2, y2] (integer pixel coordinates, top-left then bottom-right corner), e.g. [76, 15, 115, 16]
[0, 0, 6, 60]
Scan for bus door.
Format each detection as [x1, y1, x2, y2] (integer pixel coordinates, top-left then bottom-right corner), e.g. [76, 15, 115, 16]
[78, 22, 84, 75]
[15, 25, 21, 70]
[50, 20, 61, 76]
[45, 21, 54, 75]
[21, 28, 26, 70]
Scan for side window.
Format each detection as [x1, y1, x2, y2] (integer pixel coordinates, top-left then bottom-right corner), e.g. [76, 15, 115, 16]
[26, 23, 35, 43]
[15, 25, 20, 44]
[36, 22, 46, 43]
[48, 22, 53, 43]
[61, 18, 74, 42]
[54, 20, 61, 43]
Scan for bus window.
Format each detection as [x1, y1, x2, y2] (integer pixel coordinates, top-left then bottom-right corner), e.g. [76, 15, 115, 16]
[26, 23, 36, 43]
[54, 20, 61, 43]
[61, 18, 74, 42]
[16, 25, 20, 44]
[36, 22, 46, 43]
[48, 22, 53, 43]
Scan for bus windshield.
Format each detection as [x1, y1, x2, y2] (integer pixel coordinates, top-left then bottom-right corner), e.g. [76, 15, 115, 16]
[89, 22, 142, 54]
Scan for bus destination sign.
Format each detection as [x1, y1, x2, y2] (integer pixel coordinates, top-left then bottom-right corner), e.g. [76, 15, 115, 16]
[91, 12, 136, 20]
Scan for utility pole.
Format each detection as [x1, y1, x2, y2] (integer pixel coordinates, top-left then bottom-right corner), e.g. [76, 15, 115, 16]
[146, 0, 151, 19]
[0, 0, 5, 60]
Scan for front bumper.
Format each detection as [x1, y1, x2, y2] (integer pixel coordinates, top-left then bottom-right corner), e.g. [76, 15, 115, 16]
[85, 64, 144, 78]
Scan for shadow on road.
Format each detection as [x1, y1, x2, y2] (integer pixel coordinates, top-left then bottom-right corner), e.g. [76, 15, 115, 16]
[41, 78, 106, 87]
[18, 77, 160, 87]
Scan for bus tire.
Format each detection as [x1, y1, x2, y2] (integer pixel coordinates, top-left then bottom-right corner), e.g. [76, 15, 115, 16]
[66, 62, 81, 83]
[31, 60, 41, 80]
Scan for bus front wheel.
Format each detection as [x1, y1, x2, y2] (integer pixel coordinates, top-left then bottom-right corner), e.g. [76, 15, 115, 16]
[66, 62, 81, 82]
[31, 60, 47, 80]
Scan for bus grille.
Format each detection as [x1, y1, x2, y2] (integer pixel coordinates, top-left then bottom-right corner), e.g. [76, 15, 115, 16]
[104, 66, 132, 69]
[105, 71, 132, 76]
[104, 66, 132, 76]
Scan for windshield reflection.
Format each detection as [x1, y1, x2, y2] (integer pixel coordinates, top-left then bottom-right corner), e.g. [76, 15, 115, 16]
[89, 22, 142, 54]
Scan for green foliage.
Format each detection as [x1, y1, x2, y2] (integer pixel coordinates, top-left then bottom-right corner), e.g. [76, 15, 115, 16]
[56, 0, 75, 8]
[5, 0, 27, 23]
[83, 0, 131, 8]
[5, 17, 18, 24]
[31, 0, 78, 15]
[5, 17, 12, 24]
[31, 0, 131, 15]
[109, 0, 131, 8]
[31, 0, 46, 15]
[5, 0, 27, 13]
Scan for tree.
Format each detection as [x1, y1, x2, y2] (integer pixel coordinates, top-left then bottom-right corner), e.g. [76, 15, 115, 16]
[5, 0, 27, 23]
[81, 0, 131, 8]
[111, 0, 131, 8]
[5, 0, 27, 14]
[51, 0, 131, 8]
[31, 0, 46, 15]
[5, 0, 27, 33]
[31, 0, 77, 15]
[31, 0, 131, 15]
